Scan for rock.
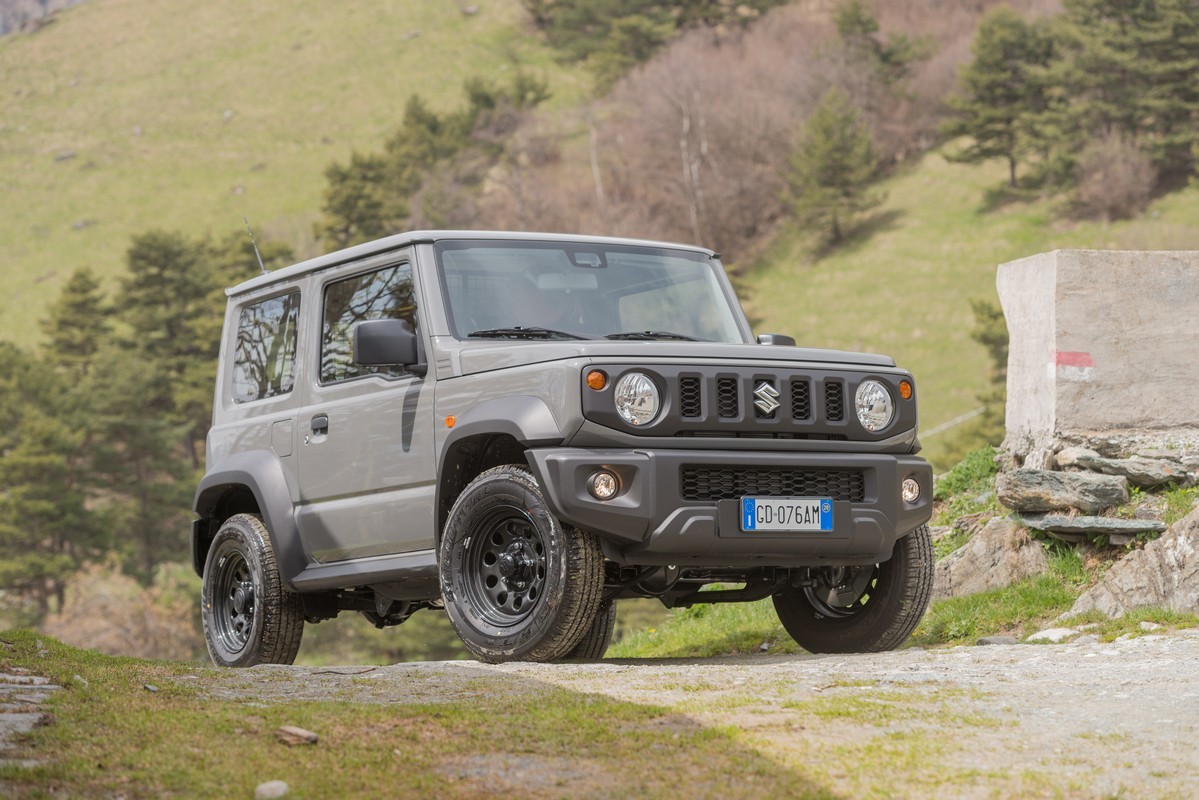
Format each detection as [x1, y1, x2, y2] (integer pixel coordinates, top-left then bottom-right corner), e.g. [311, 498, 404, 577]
[932, 517, 1049, 601]
[1027, 628, 1079, 643]
[976, 636, 1018, 646]
[1023, 447, 1057, 471]
[929, 525, 954, 544]
[1056, 447, 1190, 488]
[276, 725, 318, 746]
[255, 780, 289, 799]
[996, 469, 1128, 515]
[1066, 505, 1199, 618]
[1139, 621, 1162, 632]
[1016, 514, 1167, 536]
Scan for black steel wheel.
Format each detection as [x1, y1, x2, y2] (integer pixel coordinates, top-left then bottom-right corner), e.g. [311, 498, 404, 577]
[773, 525, 934, 653]
[440, 465, 604, 663]
[201, 514, 304, 667]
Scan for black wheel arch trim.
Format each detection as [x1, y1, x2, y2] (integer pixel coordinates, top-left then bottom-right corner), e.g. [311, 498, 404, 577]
[435, 395, 566, 534]
[192, 450, 306, 585]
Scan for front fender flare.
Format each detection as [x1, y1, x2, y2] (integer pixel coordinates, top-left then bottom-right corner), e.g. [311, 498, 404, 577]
[435, 395, 566, 534]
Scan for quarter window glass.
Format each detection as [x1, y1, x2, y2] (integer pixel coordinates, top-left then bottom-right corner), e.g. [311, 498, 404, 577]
[321, 263, 416, 384]
[232, 292, 301, 404]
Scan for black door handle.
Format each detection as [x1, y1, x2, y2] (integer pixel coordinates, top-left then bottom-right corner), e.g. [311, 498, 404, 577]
[311, 414, 329, 435]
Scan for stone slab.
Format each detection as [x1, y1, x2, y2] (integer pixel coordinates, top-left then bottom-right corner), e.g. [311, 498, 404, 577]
[999, 250, 1199, 458]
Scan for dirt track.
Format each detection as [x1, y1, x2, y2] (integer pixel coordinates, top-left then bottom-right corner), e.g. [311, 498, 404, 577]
[192, 631, 1199, 799]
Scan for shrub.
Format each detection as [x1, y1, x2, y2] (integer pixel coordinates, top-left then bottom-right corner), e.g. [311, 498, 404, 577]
[1072, 134, 1156, 221]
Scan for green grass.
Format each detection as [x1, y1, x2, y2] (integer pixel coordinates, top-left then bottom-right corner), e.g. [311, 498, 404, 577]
[932, 445, 1002, 527]
[0, 0, 587, 346]
[608, 598, 801, 659]
[1059, 607, 1199, 642]
[0, 630, 829, 799]
[912, 546, 1088, 646]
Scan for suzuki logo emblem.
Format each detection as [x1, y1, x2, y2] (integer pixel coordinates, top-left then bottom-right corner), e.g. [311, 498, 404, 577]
[753, 381, 781, 415]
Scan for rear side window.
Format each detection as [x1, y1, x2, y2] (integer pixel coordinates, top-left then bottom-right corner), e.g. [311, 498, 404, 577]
[232, 291, 301, 404]
[321, 263, 415, 384]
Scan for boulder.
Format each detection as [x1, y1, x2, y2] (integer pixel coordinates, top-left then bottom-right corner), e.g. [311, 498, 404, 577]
[1016, 514, 1167, 536]
[932, 517, 1049, 602]
[996, 468, 1128, 514]
[1066, 505, 1199, 618]
[1055, 447, 1191, 488]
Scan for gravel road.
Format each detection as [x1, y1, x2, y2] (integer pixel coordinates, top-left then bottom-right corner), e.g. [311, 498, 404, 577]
[193, 631, 1199, 799]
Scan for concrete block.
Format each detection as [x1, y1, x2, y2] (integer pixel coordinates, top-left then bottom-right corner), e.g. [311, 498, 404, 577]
[997, 250, 1199, 457]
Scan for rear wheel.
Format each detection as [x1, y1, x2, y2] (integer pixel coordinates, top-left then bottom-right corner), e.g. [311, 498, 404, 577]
[440, 465, 604, 663]
[773, 525, 933, 653]
[201, 514, 304, 667]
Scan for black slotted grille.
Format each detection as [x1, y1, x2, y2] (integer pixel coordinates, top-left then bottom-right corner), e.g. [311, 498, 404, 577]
[679, 376, 702, 418]
[790, 378, 811, 421]
[681, 466, 866, 502]
[825, 380, 845, 422]
[717, 377, 739, 418]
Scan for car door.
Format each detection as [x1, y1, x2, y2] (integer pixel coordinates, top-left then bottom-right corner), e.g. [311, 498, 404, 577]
[294, 255, 437, 563]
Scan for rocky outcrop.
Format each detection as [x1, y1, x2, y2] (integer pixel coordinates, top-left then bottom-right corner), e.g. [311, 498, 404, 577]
[996, 468, 1129, 515]
[1055, 447, 1191, 489]
[933, 517, 1049, 602]
[1016, 514, 1167, 536]
[1066, 506, 1199, 618]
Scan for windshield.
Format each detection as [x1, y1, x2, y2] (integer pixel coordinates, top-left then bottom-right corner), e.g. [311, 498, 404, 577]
[435, 240, 746, 343]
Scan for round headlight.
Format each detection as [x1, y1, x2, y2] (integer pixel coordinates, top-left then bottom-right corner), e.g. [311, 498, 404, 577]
[613, 372, 660, 426]
[855, 380, 894, 432]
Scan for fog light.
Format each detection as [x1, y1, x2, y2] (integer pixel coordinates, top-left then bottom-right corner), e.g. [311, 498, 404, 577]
[588, 471, 619, 500]
[901, 477, 921, 504]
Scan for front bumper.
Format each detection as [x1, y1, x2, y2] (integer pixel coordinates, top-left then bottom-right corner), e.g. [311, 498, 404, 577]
[526, 448, 932, 567]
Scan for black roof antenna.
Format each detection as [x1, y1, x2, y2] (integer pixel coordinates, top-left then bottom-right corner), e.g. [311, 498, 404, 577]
[243, 217, 267, 275]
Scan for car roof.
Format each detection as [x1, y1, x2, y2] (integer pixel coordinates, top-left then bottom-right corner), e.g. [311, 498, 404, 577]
[227, 230, 718, 297]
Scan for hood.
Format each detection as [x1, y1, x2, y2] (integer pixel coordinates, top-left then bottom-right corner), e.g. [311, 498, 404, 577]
[440, 339, 898, 376]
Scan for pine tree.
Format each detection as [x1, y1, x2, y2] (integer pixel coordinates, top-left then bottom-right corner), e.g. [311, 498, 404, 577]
[942, 7, 1055, 187]
[0, 345, 100, 619]
[40, 267, 113, 376]
[787, 88, 884, 245]
[1033, 0, 1199, 185]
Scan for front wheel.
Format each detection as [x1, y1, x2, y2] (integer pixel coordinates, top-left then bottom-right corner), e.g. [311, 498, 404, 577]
[440, 465, 605, 663]
[773, 525, 934, 653]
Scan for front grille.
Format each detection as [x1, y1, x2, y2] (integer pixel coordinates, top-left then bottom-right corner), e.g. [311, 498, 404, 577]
[681, 466, 866, 502]
[790, 378, 811, 421]
[717, 378, 739, 418]
[825, 380, 845, 422]
[679, 376, 702, 418]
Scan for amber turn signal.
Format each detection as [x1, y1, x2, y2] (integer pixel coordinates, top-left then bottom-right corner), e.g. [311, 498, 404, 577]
[899, 381, 912, 400]
[586, 370, 608, 391]
[445, 416, 456, 428]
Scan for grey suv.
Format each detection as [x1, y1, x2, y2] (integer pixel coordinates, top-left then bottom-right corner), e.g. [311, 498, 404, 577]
[192, 231, 934, 666]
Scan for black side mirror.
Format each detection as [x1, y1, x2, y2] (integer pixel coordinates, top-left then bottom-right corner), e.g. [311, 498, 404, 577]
[354, 319, 419, 367]
[756, 333, 796, 347]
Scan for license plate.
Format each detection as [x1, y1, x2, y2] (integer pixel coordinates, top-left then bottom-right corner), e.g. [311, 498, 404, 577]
[741, 497, 833, 532]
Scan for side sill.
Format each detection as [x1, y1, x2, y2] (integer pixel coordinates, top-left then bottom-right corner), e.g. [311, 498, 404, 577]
[290, 549, 439, 593]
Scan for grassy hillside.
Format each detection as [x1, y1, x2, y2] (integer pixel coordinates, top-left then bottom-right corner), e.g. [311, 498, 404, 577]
[0, 0, 584, 344]
[742, 153, 1199, 467]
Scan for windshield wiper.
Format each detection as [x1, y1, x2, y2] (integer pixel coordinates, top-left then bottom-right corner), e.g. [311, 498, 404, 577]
[468, 327, 588, 340]
[604, 330, 699, 341]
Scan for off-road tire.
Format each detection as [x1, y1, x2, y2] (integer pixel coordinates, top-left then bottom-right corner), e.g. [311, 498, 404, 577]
[440, 465, 604, 663]
[564, 600, 617, 661]
[201, 513, 304, 667]
[773, 524, 934, 654]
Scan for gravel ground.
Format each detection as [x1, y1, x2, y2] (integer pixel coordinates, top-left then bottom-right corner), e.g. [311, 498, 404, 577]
[189, 630, 1199, 799]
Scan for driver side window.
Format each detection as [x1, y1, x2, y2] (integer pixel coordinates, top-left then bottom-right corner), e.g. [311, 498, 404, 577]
[320, 263, 415, 384]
